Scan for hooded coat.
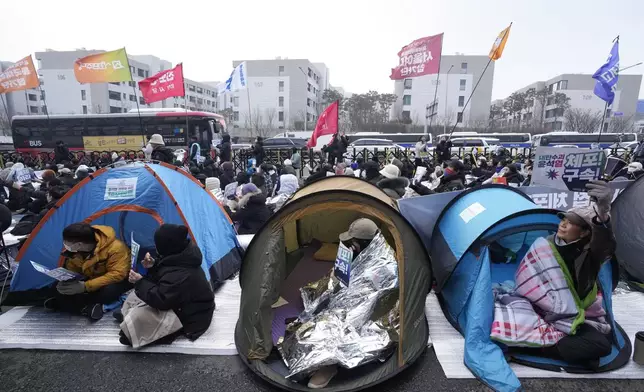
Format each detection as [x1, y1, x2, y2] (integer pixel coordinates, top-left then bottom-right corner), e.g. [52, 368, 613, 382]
[217, 134, 232, 163]
[63, 225, 131, 292]
[377, 177, 410, 199]
[151, 145, 175, 164]
[219, 162, 236, 190]
[231, 191, 271, 235]
[134, 243, 215, 340]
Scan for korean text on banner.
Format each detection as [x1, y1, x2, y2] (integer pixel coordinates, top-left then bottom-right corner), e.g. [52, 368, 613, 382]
[139, 64, 185, 104]
[74, 48, 133, 84]
[334, 242, 354, 287]
[83, 135, 145, 150]
[592, 40, 619, 105]
[530, 147, 606, 192]
[0, 56, 39, 94]
[307, 100, 339, 148]
[390, 33, 443, 80]
[489, 24, 512, 61]
[104, 177, 138, 200]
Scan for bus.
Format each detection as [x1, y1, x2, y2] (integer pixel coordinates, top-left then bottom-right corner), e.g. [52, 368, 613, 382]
[11, 108, 225, 153]
[436, 132, 532, 148]
[348, 132, 433, 148]
[531, 132, 638, 149]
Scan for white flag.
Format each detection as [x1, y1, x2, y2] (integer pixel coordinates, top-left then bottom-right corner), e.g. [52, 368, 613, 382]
[218, 61, 248, 93]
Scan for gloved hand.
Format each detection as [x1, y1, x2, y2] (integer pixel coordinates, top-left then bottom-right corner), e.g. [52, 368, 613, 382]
[586, 180, 612, 220]
[57, 281, 86, 295]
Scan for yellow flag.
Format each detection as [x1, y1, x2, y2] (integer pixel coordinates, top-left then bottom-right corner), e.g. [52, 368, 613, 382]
[489, 24, 512, 61]
[74, 48, 132, 84]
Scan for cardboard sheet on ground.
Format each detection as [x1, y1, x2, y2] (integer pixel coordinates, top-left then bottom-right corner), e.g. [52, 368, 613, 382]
[424, 291, 644, 379]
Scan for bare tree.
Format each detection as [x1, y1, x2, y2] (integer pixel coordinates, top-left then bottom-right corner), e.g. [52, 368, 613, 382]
[265, 108, 277, 135]
[563, 108, 603, 133]
[609, 115, 635, 134]
[0, 111, 10, 136]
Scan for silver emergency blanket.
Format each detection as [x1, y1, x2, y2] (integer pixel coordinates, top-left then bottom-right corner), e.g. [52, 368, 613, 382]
[277, 233, 399, 379]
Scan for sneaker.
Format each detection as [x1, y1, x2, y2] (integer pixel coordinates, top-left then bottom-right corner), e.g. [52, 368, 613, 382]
[307, 365, 338, 389]
[113, 309, 124, 323]
[43, 297, 59, 310]
[81, 303, 104, 321]
[119, 330, 132, 346]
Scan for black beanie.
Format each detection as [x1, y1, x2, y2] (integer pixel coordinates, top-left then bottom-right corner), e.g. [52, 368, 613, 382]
[154, 224, 190, 257]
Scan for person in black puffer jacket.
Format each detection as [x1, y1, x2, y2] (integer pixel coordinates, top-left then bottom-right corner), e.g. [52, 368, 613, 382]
[227, 183, 271, 235]
[130, 224, 215, 342]
[435, 138, 453, 165]
[217, 134, 232, 163]
[149, 134, 175, 164]
[435, 160, 466, 193]
[219, 161, 236, 190]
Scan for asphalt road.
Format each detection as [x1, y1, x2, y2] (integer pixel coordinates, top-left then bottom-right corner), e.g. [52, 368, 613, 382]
[0, 348, 640, 392]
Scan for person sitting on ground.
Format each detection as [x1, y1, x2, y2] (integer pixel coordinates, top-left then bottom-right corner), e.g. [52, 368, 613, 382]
[58, 167, 77, 187]
[435, 160, 466, 193]
[201, 158, 217, 178]
[471, 156, 494, 179]
[227, 183, 271, 235]
[511, 181, 615, 367]
[334, 162, 346, 175]
[281, 159, 297, 176]
[218, 161, 236, 190]
[304, 164, 334, 186]
[626, 162, 644, 180]
[44, 223, 131, 321]
[120, 224, 215, 347]
[343, 167, 355, 177]
[377, 164, 409, 200]
[501, 164, 524, 186]
[363, 161, 383, 185]
[75, 165, 90, 181]
[521, 164, 533, 187]
[273, 172, 299, 197]
[149, 134, 175, 164]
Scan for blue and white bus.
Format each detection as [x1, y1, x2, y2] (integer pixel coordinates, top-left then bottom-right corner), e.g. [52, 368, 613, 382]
[532, 132, 638, 149]
[347, 132, 433, 149]
[436, 132, 532, 148]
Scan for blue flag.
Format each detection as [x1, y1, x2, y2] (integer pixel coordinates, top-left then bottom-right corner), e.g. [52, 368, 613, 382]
[592, 41, 619, 105]
[217, 62, 248, 94]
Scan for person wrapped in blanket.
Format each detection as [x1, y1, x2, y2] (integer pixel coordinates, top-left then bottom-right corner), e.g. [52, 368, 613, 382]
[492, 180, 615, 369]
[278, 219, 400, 389]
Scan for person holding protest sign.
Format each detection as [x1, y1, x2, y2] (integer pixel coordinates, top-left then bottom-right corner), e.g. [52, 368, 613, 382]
[120, 224, 215, 348]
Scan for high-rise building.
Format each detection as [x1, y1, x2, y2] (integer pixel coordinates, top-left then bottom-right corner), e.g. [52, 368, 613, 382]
[492, 73, 642, 132]
[229, 58, 329, 133]
[391, 55, 495, 130]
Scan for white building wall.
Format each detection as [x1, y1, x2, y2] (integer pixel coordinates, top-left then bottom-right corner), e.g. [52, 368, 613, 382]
[231, 76, 291, 131]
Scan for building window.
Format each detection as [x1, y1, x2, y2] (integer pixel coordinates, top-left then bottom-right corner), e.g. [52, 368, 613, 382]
[307, 83, 311, 92]
[109, 82, 120, 86]
[402, 110, 411, 123]
[29, 106, 39, 114]
[457, 112, 463, 123]
[197, 87, 203, 93]
[130, 66, 135, 74]
[553, 121, 563, 131]
[460, 79, 466, 91]
[233, 111, 239, 121]
[129, 95, 136, 102]
[28, 93, 37, 101]
[145, 70, 149, 78]
[110, 106, 121, 113]
[278, 111, 284, 122]
[461, 62, 468, 73]
[197, 98, 203, 105]
[558, 80, 568, 90]
[81, 90, 87, 101]
[458, 96, 465, 107]
[108, 90, 121, 101]
[139, 97, 145, 105]
[547, 96, 555, 106]
[279, 96, 284, 107]
[233, 96, 239, 106]
[206, 100, 210, 105]
[122, 93, 127, 99]
[402, 95, 411, 105]
[180, 104, 185, 109]
[188, 85, 195, 92]
[308, 68, 312, 77]
[189, 96, 196, 103]
[82, 105, 88, 114]
[128, 81, 135, 87]
[136, 68, 144, 78]
[279, 81, 284, 92]
[278, 65, 284, 74]
[403, 79, 412, 89]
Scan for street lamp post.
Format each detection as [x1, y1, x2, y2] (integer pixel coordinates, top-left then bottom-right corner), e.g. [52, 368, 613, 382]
[443, 65, 454, 134]
[297, 67, 309, 133]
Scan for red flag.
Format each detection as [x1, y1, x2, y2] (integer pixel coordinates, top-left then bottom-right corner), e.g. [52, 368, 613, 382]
[390, 33, 443, 80]
[139, 64, 186, 104]
[307, 100, 339, 148]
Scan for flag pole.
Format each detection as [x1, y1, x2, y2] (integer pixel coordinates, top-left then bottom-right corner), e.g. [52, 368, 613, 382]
[0, 94, 10, 124]
[597, 35, 620, 144]
[246, 84, 253, 136]
[37, 85, 51, 128]
[427, 34, 444, 136]
[123, 48, 144, 134]
[447, 23, 511, 140]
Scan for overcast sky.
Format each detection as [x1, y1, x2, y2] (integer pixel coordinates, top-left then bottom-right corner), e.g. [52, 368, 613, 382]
[1, 0, 643, 100]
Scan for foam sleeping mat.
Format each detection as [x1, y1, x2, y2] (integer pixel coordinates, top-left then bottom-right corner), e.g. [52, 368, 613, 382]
[425, 291, 644, 379]
[0, 277, 241, 355]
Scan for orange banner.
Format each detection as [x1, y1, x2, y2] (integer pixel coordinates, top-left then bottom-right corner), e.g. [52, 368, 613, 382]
[0, 56, 39, 94]
[74, 48, 133, 84]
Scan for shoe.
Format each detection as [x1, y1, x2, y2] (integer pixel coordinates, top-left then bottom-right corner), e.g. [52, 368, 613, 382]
[81, 303, 104, 321]
[43, 297, 59, 310]
[119, 330, 132, 346]
[113, 309, 124, 323]
[307, 365, 338, 389]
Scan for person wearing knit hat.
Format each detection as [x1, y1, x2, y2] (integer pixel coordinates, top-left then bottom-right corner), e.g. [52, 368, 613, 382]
[281, 159, 297, 176]
[124, 224, 215, 346]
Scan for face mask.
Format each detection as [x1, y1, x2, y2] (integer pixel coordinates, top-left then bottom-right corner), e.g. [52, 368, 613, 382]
[46, 194, 53, 203]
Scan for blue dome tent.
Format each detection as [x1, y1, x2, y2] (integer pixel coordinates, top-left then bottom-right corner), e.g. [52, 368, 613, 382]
[10, 162, 242, 293]
[400, 185, 631, 392]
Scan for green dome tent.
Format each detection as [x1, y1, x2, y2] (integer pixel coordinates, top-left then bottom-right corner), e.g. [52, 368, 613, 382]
[235, 176, 431, 391]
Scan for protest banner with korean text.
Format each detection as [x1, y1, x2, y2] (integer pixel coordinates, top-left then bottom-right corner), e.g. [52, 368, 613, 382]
[74, 49, 132, 84]
[390, 33, 443, 80]
[521, 181, 630, 210]
[531, 147, 606, 192]
[138, 64, 185, 104]
[0, 56, 39, 94]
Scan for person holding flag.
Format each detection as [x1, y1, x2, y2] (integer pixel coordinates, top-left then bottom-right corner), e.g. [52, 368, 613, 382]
[307, 100, 339, 153]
